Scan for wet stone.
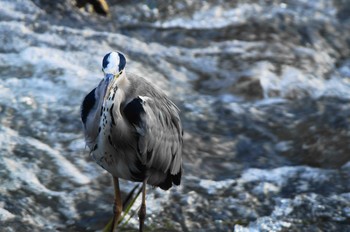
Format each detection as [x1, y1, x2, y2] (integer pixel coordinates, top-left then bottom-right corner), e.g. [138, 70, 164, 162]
[1, 0, 350, 232]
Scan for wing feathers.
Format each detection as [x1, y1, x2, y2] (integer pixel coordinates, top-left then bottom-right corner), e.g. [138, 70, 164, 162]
[81, 88, 96, 125]
[123, 97, 145, 126]
[123, 95, 182, 181]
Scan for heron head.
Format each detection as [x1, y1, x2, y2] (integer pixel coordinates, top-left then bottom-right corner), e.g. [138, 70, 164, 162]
[102, 51, 126, 81]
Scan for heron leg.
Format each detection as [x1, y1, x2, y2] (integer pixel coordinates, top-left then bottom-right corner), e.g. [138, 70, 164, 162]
[138, 179, 147, 232]
[111, 176, 122, 232]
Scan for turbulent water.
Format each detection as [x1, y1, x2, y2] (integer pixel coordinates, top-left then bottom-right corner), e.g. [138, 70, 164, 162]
[1, 0, 350, 231]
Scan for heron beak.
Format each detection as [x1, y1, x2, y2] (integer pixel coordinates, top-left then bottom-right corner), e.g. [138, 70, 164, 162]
[105, 71, 123, 81]
[104, 73, 114, 83]
[103, 74, 115, 101]
[103, 71, 123, 100]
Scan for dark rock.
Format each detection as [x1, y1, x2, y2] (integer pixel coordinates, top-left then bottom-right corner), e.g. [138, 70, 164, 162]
[75, 0, 109, 16]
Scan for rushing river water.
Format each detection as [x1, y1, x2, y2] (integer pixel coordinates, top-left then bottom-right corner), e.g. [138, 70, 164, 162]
[0, 0, 350, 231]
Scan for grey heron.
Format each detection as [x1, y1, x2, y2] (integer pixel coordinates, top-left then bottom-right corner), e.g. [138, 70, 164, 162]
[81, 51, 183, 231]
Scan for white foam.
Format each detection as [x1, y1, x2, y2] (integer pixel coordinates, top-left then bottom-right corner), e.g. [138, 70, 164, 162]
[0, 208, 15, 221]
[3, 157, 62, 196]
[199, 179, 235, 195]
[25, 136, 91, 185]
[240, 166, 332, 189]
[249, 61, 350, 101]
[154, 4, 262, 29]
[0, 125, 90, 186]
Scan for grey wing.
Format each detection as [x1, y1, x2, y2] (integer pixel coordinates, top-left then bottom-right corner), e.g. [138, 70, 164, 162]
[123, 96, 183, 176]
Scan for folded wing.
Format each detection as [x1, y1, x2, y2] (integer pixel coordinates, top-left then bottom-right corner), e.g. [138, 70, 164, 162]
[123, 96, 183, 187]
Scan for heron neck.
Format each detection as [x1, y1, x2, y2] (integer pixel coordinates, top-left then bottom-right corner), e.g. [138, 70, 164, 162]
[115, 72, 128, 89]
[109, 72, 129, 118]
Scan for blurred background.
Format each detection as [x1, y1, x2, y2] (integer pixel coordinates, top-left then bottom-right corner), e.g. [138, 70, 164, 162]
[0, 0, 350, 231]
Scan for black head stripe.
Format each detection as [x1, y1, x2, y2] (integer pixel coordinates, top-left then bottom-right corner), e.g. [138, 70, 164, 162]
[102, 52, 111, 69]
[118, 52, 126, 71]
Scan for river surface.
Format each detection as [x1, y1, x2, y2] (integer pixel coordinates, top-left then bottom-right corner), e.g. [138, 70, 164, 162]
[1, 0, 350, 231]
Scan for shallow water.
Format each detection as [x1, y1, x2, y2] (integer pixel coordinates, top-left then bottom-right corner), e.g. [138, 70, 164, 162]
[0, 0, 350, 231]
